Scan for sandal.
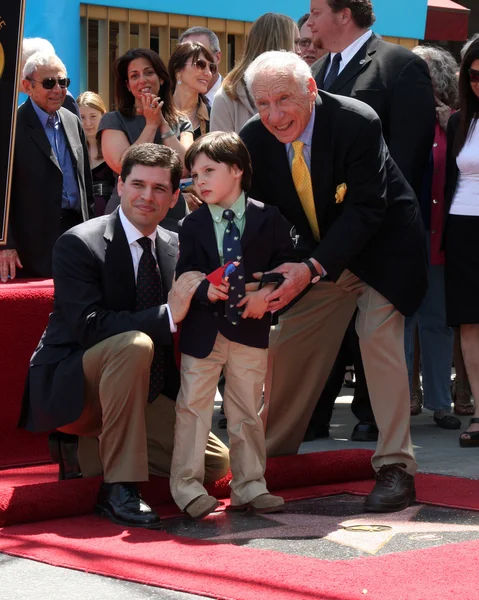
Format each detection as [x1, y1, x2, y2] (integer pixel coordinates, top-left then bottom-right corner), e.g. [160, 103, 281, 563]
[453, 380, 475, 416]
[410, 390, 423, 416]
[459, 418, 479, 447]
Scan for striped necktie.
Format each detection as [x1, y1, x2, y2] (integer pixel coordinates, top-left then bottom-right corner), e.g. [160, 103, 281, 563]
[322, 53, 342, 91]
[291, 141, 320, 241]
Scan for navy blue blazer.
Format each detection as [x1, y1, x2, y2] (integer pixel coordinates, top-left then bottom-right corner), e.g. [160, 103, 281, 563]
[176, 198, 296, 358]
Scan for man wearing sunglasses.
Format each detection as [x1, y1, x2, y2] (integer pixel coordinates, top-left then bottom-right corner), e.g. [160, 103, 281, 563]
[0, 52, 93, 282]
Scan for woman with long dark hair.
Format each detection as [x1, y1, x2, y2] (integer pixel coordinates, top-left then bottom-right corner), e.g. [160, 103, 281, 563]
[444, 40, 479, 445]
[98, 48, 193, 216]
[169, 41, 215, 139]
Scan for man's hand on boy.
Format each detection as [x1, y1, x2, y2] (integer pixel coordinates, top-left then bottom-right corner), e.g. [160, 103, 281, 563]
[207, 279, 230, 303]
[169, 271, 206, 323]
[237, 283, 274, 319]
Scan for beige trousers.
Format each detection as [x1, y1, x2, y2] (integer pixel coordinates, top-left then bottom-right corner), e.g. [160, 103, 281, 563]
[170, 332, 269, 510]
[264, 269, 417, 475]
[59, 331, 229, 484]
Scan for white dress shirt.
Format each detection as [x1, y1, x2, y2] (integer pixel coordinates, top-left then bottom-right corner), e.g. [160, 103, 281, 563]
[324, 29, 373, 79]
[206, 74, 223, 105]
[119, 208, 176, 331]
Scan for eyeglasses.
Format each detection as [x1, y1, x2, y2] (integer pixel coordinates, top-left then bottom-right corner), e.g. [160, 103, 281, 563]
[26, 77, 71, 90]
[189, 59, 217, 75]
[298, 38, 314, 49]
[469, 68, 479, 83]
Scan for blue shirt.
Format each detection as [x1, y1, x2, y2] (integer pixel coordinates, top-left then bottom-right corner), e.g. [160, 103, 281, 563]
[285, 109, 316, 171]
[31, 100, 80, 210]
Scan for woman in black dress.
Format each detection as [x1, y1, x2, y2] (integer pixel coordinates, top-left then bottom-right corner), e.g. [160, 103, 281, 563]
[444, 40, 479, 445]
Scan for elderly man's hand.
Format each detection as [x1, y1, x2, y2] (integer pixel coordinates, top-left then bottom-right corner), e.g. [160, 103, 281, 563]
[264, 262, 311, 312]
[168, 271, 205, 323]
[0, 249, 23, 282]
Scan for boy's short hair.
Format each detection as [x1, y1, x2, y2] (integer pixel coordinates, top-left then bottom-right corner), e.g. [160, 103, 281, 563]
[185, 131, 252, 192]
[121, 143, 183, 192]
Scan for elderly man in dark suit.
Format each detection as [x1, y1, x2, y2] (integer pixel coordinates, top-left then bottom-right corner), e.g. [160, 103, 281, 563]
[0, 52, 93, 282]
[240, 51, 427, 513]
[306, 0, 436, 440]
[19, 143, 229, 529]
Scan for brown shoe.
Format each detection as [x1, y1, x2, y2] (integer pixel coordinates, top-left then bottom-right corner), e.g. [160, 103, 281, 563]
[364, 464, 416, 513]
[229, 493, 285, 514]
[410, 390, 423, 416]
[453, 381, 475, 416]
[184, 495, 221, 520]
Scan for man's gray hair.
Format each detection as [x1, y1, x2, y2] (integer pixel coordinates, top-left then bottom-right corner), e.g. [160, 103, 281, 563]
[245, 51, 312, 97]
[22, 37, 55, 62]
[179, 27, 220, 53]
[23, 52, 67, 80]
[461, 33, 479, 61]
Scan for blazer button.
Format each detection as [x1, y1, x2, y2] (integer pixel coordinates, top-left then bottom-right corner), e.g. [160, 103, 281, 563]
[433, 199, 438, 204]
[433, 143, 438, 147]
[432, 230, 437, 234]
[213, 311, 219, 317]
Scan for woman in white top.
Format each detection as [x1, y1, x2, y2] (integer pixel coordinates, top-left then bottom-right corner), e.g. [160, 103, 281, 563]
[210, 13, 301, 134]
[444, 40, 479, 446]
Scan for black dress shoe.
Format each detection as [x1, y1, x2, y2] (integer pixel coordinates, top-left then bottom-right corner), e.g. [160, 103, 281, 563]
[351, 422, 379, 442]
[95, 482, 163, 529]
[303, 423, 330, 442]
[433, 413, 461, 430]
[364, 464, 416, 513]
[48, 432, 82, 481]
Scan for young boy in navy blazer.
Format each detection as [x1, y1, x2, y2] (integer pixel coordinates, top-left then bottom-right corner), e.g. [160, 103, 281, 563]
[170, 131, 296, 519]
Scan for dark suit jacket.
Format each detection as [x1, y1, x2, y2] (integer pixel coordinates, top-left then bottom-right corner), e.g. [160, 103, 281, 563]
[20, 209, 179, 432]
[5, 98, 94, 278]
[312, 33, 436, 197]
[176, 198, 296, 358]
[240, 93, 427, 317]
[444, 111, 461, 220]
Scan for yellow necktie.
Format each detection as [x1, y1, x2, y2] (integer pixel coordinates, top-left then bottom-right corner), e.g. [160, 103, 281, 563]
[291, 140, 320, 241]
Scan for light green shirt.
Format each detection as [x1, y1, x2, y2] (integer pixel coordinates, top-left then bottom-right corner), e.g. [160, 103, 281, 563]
[208, 192, 246, 264]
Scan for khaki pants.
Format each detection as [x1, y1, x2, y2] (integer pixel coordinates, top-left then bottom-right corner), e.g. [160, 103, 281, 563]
[264, 270, 417, 475]
[59, 331, 229, 484]
[170, 333, 268, 510]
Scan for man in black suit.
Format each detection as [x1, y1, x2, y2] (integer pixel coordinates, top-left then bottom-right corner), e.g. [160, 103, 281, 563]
[0, 52, 93, 282]
[20, 143, 229, 529]
[307, 0, 436, 439]
[240, 51, 427, 512]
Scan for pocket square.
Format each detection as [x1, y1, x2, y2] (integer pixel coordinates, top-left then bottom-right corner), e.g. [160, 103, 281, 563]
[335, 183, 347, 204]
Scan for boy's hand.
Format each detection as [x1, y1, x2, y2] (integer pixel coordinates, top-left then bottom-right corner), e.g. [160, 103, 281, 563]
[207, 279, 229, 303]
[237, 283, 274, 319]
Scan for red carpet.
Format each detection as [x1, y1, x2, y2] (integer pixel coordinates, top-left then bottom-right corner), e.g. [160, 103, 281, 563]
[0, 279, 53, 469]
[1, 463, 479, 600]
[0, 450, 375, 527]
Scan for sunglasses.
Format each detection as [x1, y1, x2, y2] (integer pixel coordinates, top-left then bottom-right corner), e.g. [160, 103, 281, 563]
[190, 59, 217, 75]
[469, 68, 479, 83]
[27, 77, 71, 90]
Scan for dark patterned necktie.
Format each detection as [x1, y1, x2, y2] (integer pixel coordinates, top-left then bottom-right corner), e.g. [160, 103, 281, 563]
[222, 209, 245, 325]
[322, 53, 342, 91]
[136, 236, 164, 402]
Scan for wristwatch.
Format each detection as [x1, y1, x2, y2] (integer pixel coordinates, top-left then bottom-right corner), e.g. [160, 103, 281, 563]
[302, 258, 322, 284]
[161, 128, 176, 140]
